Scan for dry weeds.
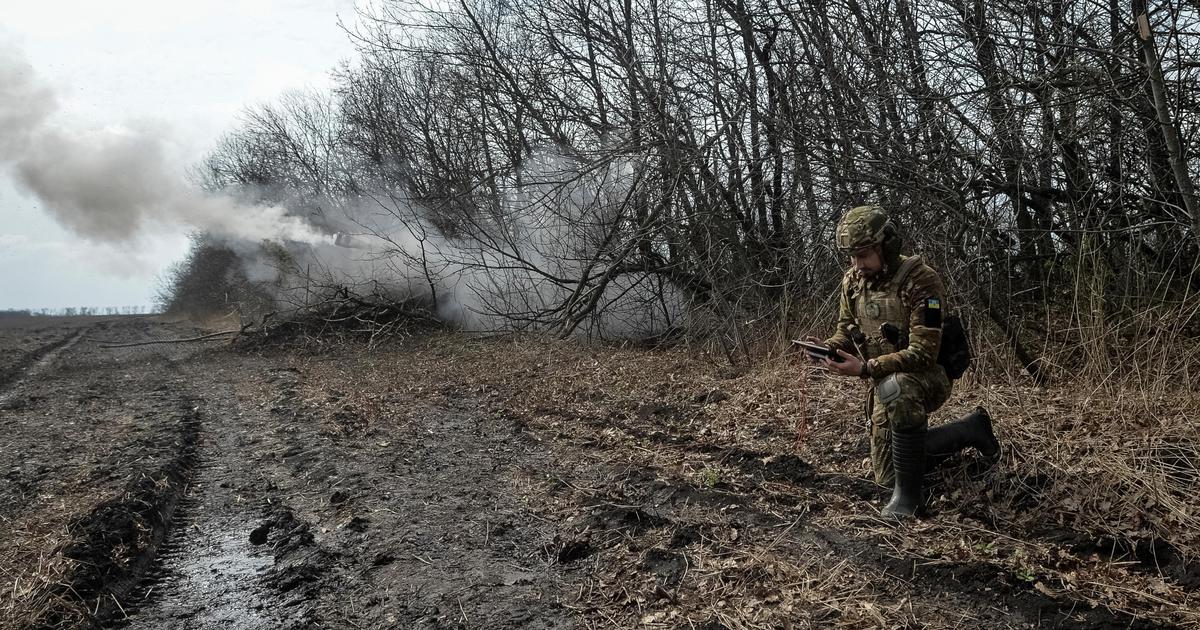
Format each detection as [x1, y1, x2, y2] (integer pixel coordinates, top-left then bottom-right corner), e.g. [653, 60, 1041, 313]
[319, 331, 1198, 627]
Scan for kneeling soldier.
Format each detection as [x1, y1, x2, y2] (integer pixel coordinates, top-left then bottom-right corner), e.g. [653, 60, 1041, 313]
[805, 205, 1000, 518]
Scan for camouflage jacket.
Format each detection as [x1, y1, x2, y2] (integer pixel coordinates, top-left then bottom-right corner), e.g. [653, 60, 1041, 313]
[824, 255, 945, 379]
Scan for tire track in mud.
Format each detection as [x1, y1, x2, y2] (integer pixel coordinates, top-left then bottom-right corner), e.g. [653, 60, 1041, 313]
[230, 366, 580, 629]
[0, 329, 84, 403]
[105, 362, 433, 629]
[3, 321, 319, 624]
[112, 445, 278, 629]
[108, 366, 302, 630]
[15, 320, 224, 629]
[36, 397, 201, 629]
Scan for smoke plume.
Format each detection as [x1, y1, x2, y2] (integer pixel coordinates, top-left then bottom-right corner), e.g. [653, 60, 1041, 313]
[262, 152, 683, 337]
[1, 40, 680, 337]
[0, 42, 331, 247]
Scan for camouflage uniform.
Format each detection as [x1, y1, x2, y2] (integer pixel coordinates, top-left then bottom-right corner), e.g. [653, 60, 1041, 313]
[825, 247, 950, 486]
[819, 205, 999, 519]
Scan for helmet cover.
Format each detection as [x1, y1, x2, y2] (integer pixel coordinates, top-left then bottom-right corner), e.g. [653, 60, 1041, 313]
[835, 205, 890, 251]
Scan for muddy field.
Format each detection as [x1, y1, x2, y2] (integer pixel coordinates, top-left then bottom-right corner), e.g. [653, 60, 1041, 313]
[0, 316, 1196, 629]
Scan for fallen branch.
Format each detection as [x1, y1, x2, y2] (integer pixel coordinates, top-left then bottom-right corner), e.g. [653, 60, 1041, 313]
[89, 330, 240, 348]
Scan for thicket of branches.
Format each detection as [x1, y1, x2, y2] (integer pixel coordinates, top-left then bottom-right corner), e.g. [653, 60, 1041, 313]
[156, 235, 275, 318]
[188, 0, 1199, 382]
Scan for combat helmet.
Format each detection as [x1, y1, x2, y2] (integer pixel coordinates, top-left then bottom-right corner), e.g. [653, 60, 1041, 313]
[835, 205, 889, 250]
[835, 204, 902, 260]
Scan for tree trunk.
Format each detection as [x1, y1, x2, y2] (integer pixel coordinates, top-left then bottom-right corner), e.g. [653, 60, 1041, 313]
[1134, 1, 1200, 250]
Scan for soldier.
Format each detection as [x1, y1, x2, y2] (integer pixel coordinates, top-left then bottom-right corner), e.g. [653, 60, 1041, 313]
[804, 205, 999, 518]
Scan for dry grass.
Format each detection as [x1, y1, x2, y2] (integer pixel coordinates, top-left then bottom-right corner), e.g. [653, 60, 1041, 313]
[327, 329, 1199, 627]
[988, 385, 1199, 544]
[0, 496, 94, 629]
[970, 302, 1200, 557]
[364, 330, 1199, 553]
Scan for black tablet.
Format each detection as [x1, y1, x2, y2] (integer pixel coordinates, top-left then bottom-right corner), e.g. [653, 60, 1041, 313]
[792, 340, 844, 362]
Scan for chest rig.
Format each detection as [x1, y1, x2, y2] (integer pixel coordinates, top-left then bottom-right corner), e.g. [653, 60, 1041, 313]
[848, 255, 924, 359]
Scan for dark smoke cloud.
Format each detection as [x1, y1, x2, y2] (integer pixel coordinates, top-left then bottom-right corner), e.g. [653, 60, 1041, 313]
[0, 41, 331, 248]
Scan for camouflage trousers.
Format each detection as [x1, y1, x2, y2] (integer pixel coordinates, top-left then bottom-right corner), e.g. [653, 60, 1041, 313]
[866, 367, 952, 486]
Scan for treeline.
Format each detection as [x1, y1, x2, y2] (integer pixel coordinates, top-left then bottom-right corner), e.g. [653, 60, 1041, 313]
[0, 306, 152, 317]
[188, 0, 1199, 380]
[156, 235, 275, 318]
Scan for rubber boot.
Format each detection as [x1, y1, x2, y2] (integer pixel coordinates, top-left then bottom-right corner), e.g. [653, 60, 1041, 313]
[881, 427, 925, 519]
[924, 406, 1000, 471]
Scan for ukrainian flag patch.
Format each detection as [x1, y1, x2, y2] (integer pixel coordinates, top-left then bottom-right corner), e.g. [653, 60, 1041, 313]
[924, 297, 942, 327]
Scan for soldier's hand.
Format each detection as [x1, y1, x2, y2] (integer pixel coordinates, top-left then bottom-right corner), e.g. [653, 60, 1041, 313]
[823, 350, 863, 377]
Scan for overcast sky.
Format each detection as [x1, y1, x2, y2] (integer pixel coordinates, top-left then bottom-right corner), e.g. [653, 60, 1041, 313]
[0, 0, 359, 311]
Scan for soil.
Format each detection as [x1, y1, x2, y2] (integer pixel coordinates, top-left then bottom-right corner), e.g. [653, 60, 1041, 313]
[0, 316, 1195, 629]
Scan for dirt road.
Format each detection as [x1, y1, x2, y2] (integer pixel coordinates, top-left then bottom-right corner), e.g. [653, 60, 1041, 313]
[0, 317, 1193, 628]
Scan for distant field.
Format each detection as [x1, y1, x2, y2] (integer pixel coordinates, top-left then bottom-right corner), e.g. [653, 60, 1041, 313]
[0, 313, 128, 329]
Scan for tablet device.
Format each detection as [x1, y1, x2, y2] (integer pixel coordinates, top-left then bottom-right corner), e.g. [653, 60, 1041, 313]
[792, 339, 844, 362]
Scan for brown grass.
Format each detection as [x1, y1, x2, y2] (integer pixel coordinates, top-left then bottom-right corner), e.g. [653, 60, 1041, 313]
[320, 329, 1199, 627]
[0, 494, 94, 629]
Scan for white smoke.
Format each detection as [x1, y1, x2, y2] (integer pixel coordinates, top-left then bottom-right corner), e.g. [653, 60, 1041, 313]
[281, 154, 684, 337]
[0, 42, 331, 248]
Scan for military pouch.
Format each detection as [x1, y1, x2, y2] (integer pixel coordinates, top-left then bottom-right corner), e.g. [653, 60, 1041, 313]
[880, 322, 908, 349]
[877, 374, 902, 405]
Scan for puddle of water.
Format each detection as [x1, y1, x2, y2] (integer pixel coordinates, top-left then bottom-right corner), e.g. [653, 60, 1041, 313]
[123, 516, 273, 629]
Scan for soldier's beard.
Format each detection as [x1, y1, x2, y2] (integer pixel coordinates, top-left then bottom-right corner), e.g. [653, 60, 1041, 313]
[856, 263, 883, 277]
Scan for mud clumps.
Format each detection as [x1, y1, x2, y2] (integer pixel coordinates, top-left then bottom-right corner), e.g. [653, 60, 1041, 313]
[248, 523, 271, 546]
[667, 524, 703, 549]
[556, 504, 669, 565]
[255, 506, 316, 556]
[258, 506, 330, 598]
[720, 447, 815, 485]
[60, 477, 170, 592]
[636, 403, 685, 423]
[1048, 530, 1200, 589]
[692, 389, 729, 405]
[556, 537, 592, 564]
[326, 405, 369, 435]
[585, 504, 667, 532]
[329, 489, 351, 506]
[641, 548, 687, 586]
[342, 516, 370, 532]
[877, 551, 1180, 630]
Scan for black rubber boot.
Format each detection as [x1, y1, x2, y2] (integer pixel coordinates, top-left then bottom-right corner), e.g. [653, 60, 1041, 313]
[925, 406, 1000, 471]
[881, 427, 925, 519]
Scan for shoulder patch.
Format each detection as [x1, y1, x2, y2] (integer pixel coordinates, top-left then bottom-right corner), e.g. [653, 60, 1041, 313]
[924, 297, 942, 327]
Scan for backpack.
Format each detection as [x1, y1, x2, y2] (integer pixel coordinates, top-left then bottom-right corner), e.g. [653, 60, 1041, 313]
[938, 314, 972, 379]
[883, 256, 973, 379]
